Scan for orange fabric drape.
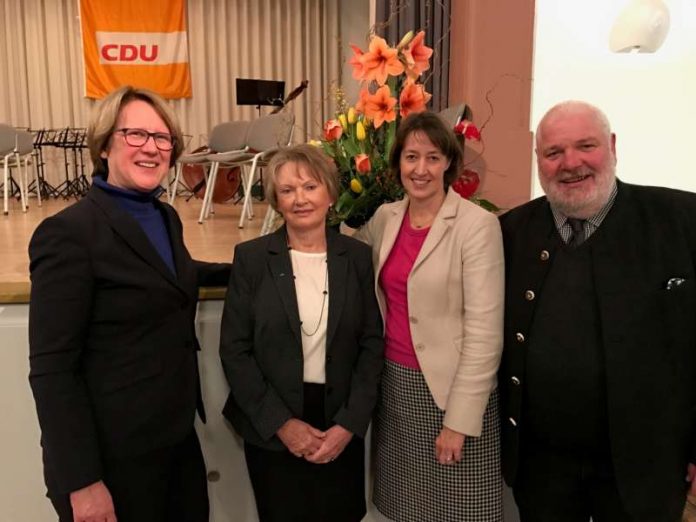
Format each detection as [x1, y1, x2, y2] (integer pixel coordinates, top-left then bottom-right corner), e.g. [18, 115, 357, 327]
[80, 0, 192, 99]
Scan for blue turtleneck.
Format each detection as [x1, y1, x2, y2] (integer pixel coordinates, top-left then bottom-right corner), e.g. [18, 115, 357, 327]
[93, 176, 176, 275]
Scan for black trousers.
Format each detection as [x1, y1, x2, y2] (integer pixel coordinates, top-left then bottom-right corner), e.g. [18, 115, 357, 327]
[50, 430, 208, 522]
[244, 383, 366, 522]
[513, 443, 681, 522]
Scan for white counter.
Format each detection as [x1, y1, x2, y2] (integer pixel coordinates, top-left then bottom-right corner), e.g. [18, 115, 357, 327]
[0, 300, 518, 522]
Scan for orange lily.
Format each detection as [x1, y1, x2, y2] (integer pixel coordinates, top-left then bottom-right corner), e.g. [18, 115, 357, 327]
[348, 44, 366, 81]
[354, 87, 369, 114]
[363, 85, 397, 129]
[359, 36, 404, 85]
[403, 31, 433, 78]
[399, 82, 431, 119]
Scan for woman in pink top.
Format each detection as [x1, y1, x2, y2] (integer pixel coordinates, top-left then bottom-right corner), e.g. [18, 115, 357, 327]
[355, 112, 504, 521]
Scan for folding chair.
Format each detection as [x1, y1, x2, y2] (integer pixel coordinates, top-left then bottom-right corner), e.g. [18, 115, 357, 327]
[1, 124, 38, 214]
[193, 121, 250, 223]
[15, 129, 42, 209]
[230, 112, 294, 228]
[169, 120, 249, 209]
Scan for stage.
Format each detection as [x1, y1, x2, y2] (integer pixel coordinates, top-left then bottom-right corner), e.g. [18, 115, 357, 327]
[0, 192, 265, 302]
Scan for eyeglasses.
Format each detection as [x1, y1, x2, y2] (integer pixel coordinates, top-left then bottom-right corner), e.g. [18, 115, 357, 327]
[116, 128, 176, 151]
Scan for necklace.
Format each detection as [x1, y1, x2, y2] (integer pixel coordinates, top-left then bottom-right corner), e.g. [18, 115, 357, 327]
[289, 248, 329, 337]
[409, 214, 434, 229]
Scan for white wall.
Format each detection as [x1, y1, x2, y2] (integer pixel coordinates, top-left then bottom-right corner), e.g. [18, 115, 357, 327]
[531, 0, 696, 197]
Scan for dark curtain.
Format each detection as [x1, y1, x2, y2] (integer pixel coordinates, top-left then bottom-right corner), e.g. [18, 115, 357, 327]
[374, 0, 451, 111]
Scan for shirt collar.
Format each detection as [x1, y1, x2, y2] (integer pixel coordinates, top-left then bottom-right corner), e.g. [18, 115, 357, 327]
[550, 179, 618, 231]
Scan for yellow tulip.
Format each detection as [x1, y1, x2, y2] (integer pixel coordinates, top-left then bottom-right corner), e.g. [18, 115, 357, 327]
[356, 121, 366, 141]
[308, 139, 322, 147]
[350, 178, 363, 194]
[347, 107, 357, 124]
[338, 113, 348, 131]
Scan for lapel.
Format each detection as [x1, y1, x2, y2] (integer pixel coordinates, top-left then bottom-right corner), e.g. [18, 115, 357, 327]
[266, 227, 303, 346]
[265, 226, 349, 351]
[376, 197, 409, 277]
[584, 180, 640, 295]
[160, 203, 190, 282]
[87, 185, 187, 296]
[325, 227, 348, 350]
[506, 198, 560, 331]
[412, 188, 459, 272]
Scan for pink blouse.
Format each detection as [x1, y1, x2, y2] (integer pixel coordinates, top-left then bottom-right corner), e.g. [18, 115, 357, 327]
[378, 213, 429, 370]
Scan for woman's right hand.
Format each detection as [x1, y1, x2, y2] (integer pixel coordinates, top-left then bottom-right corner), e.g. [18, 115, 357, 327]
[276, 418, 325, 458]
[69, 480, 117, 522]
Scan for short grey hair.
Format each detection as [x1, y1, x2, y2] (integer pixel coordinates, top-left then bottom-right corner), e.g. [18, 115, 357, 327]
[536, 100, 612, 149]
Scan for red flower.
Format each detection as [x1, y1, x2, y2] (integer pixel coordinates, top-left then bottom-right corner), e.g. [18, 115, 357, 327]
[454, 120, 481, 141]
[355, 153, 371, 173]
[323, 119, 343, 141]
[451, 169, 480, 199]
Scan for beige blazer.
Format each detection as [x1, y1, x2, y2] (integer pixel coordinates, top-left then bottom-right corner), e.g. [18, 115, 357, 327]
[355, 188, 504, 436]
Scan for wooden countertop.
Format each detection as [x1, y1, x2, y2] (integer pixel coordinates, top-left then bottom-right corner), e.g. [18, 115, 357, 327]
[0, 282, 226, 304]
[0, 282, 32, 304]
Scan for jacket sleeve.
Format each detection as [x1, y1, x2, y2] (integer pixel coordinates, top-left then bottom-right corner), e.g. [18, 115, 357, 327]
[219, 246, 293, 440]
[332, 246, 384, 437]
[443, 212, 505, 436]
[28, 215, 103, 495]
[194, 260, 232, 287]
[351, 205, 384, 247]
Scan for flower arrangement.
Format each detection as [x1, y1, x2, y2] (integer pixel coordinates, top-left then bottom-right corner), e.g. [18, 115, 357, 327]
[317, 30, 496, 227]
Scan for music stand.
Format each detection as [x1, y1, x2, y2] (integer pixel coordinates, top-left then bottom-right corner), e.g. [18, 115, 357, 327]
[235, 78, 285, 117]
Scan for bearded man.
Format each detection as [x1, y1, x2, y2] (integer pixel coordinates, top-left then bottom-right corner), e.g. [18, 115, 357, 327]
[499, 100, 696, 522]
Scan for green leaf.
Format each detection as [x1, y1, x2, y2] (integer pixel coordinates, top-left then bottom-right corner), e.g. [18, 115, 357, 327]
[334, 190, 355, 214]
[470, 197, 502, 213]
[344, 139, 360, 157]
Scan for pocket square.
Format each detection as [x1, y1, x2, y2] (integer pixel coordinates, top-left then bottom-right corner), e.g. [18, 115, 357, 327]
[665, 277, 686, 290]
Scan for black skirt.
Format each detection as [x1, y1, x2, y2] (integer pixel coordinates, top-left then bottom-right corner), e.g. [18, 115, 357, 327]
[244, 383, 366, 522]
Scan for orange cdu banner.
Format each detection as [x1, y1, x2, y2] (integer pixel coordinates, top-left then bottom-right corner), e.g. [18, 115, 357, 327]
[80, 0, 192, 99]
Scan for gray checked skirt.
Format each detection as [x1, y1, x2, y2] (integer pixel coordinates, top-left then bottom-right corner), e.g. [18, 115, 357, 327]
[372, 360, 502, 522]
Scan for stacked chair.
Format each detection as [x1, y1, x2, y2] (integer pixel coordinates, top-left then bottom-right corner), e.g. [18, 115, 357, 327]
[169, 120, 250, 223]
[1, 124, 42, 215]
[173, 112, 294, 226]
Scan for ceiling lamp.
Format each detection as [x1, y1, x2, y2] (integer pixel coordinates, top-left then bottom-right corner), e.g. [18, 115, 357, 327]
[609, 0, 671, 53]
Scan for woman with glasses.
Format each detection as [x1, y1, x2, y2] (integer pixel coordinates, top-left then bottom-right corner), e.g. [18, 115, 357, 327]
[28, 85, 230, 522]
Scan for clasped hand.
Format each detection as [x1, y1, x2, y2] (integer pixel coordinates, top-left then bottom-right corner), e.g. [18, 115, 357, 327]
[69, 480, 117, 522]
[277, 419, 353, 464]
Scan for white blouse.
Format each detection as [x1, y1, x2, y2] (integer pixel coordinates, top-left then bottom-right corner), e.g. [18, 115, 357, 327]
[289, 250, 329, 384]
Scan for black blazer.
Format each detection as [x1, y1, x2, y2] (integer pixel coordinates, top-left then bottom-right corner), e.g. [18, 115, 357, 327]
[28, 185, 230, 497]
[499, 181, 696, 519]
[220, 226, 384, 450]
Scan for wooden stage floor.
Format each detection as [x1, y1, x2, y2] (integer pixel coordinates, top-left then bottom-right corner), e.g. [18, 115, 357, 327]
[0, 193, 267, 287]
